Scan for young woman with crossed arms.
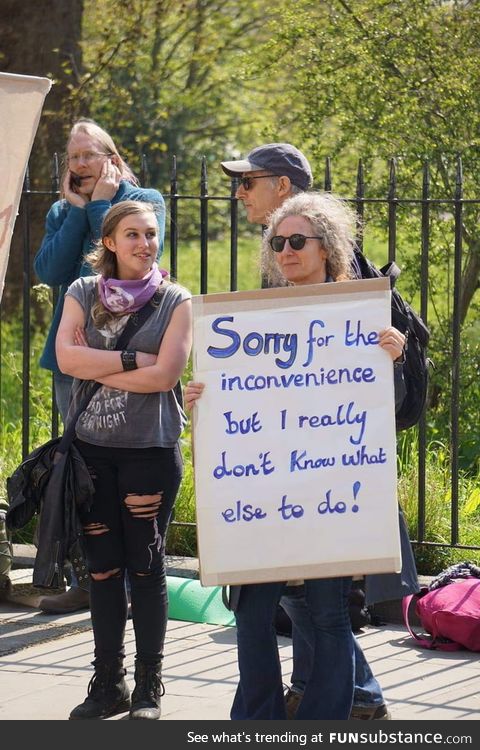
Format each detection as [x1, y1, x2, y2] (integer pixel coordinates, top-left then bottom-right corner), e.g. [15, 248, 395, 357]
[56, 200, 191, 720]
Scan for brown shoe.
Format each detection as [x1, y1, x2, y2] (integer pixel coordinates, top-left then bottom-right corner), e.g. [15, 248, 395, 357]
[284, 686, 303, 719]
[350, 703, 391, 720]
[39, 587, 90, 614]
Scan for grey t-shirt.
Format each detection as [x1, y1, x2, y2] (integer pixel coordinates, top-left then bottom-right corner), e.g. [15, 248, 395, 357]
[65, 276, 191, 448]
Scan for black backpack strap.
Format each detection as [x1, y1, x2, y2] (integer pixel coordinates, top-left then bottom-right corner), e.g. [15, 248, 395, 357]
[114, 289, 162, 350]
[222, 585, 231, 610]
[57, 295, 159, 453]
[379, 261, 401, 288]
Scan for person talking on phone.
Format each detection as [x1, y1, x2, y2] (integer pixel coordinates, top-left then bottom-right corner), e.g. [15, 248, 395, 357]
[34, 119, 165, 615]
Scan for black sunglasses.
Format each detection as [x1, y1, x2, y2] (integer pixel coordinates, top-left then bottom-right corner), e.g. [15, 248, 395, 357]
[270, 234, 323, 252]
[238, 174, 277, 190]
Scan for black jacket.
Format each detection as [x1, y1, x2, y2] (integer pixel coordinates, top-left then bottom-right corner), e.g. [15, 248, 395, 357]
[6, 438, 94, 588]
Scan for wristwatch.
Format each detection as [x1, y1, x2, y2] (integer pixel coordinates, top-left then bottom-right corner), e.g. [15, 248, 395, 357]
[121, 350, 137, 371]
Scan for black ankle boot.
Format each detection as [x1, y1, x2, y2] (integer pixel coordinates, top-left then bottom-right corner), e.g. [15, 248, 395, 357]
[129, 661, 164, 720]
[69, 660, 131, 720]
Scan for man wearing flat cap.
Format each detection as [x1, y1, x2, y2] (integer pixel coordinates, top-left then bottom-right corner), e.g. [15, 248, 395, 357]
[221, 143, 313, 226]
[218, 142, 392, 722]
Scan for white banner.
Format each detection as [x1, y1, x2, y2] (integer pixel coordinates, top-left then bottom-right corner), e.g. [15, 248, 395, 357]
[192, 278, 401, 586]
[0, 72, 52, 301]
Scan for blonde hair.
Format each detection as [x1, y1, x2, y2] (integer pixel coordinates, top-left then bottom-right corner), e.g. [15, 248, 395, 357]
[61, 118, 139, 196]
[86, 201, 160, 328]
[261, 191, 357, 287]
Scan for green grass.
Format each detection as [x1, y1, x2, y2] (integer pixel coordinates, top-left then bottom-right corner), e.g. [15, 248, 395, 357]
[0, 323, 53, 469]
[397, 433, 480, 574]
[167, 235, 262, 294]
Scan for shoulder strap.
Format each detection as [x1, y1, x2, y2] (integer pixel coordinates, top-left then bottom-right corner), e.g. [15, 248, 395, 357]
[57, 295, 159, 453]
[379, 261, 401, 288]
[402, 591, 461, 652]
[114, 290, 162, 351]
[222, 585, 231, 611]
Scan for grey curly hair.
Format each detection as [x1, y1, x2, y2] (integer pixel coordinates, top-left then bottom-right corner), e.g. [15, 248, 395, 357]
[261, 191, 357, 287]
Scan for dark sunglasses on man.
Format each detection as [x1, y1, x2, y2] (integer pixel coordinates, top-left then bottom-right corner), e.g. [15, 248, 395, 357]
[238, 174, 277, 191]
[270, 234, 323, 253]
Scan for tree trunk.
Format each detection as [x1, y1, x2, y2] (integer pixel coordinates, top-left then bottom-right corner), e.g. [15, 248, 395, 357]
[460, 240, 480, 325]
[0, 0, 84, 316]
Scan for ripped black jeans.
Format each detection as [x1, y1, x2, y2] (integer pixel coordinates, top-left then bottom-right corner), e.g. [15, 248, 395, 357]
[75, 440, 183, 666]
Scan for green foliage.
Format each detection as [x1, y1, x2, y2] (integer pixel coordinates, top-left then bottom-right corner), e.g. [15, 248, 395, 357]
[167, 356, 197, 555]
[398, 433, 480, 574]
[0, 322, 53, 461]
[253, 0, 480, 316]
[68, 0, 280, 205]
[0, 320, 54, 545]
[246, 0, 480, 470]
[260, 1, 480, 168]
[167, 436, 197, 556]
[171, 234, 261, 294]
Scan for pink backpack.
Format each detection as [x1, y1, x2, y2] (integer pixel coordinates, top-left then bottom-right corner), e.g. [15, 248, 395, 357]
[403, 577, 480, 652]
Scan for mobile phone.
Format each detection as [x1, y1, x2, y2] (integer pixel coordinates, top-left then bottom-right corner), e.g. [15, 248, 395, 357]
[70, 173, 82, 188]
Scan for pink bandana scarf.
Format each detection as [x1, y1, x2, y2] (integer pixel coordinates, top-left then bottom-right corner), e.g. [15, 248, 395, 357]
[98, 266, 168, 313]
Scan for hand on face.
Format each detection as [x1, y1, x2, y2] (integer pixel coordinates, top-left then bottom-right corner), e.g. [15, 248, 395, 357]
[65, 132, 121, 205]
[63, 170, 89, 208]
[379, 326, 406, 362]
[90, 157, 122, 202]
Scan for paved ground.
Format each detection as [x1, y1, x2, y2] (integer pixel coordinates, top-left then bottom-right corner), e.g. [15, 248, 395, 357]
[0, 570, 478, 721]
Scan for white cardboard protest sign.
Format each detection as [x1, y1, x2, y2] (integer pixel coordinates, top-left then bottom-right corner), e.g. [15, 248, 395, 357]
[192, 278, 401, 587]
[0, 71, 52, 301]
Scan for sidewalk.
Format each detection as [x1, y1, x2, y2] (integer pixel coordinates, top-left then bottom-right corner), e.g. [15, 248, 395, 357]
[0, 567, 478, 721]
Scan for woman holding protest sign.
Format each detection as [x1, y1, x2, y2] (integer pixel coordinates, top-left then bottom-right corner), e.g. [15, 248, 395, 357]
[185, 191, 406, 720]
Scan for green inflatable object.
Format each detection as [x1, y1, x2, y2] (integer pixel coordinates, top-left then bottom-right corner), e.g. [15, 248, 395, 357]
[167, 575, 235, 627]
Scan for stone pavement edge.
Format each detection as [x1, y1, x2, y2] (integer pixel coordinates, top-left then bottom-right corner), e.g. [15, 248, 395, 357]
[0, 567, 479, 721]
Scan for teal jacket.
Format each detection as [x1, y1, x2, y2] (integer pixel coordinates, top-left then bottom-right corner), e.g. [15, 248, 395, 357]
[34, 181, 165, 373]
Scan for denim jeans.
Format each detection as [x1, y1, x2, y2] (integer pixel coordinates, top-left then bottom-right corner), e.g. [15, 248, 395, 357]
[231, 577, 354, 720]
[281, 585, 384, 708]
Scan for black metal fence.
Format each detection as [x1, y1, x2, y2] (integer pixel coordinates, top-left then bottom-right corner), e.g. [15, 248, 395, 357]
[1, 154, 479, 553]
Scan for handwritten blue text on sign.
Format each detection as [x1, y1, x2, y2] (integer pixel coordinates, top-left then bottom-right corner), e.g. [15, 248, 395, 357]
[192, 281, 401, 586]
